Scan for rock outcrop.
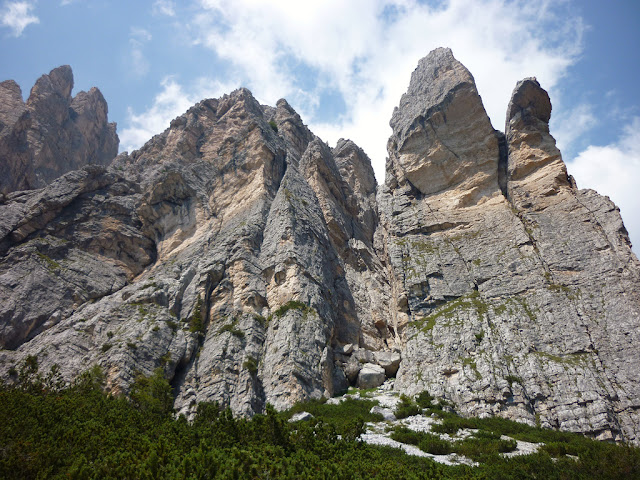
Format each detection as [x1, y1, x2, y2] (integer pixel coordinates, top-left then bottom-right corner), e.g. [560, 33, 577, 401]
[1, 50, 639, 444]
[383, 49, 640, 443]
[0, 66, 118, 195]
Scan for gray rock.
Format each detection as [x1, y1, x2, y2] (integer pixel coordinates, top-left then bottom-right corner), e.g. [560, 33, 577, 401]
[374, 351, 402, 377]
[341, 343, 354, 355]
[383, 48, 640, 445]
[1, 50, 639, 446]
[344, 355, 362, 384]
[370, 405, 396, 421]
[357, 363, 386, 389]
[289, 411, 314, 422]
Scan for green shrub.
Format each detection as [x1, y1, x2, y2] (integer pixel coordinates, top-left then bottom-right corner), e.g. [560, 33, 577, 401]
[390, 426, 422, 445]
[243, 356, 258, 374]
[101, 343, 113, 352]
[2, 370, 639, 479]
[129, 367, 174, 416]
[189, 295, 205, 334]
[394, 394, 420, 419]
[285, 397, 382, 437]
[453, 435, 517, 462]
[505, 374, 523, 385]
[165, 320, 178, 332]
[419, 433, 454, 455]
[268, 119, 278, 132]
[274, 300, 312, 318]
[218, 320, 245, 338]
[253, 314, 268, 328]
[159, 352, 171, 366]
[415, 390, 434, 409]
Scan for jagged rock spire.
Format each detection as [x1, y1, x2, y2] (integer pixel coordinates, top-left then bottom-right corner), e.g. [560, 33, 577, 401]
[386, 47, 500, 207]
[505, 77, 572, 208]
[0, 66, 118, 195]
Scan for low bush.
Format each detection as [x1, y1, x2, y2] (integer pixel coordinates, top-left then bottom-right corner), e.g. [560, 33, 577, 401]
[415, 390, 434, 408]
[395, 394, 420, 419]
[1, 363, 639, 479]
[420, 433, 454, 455]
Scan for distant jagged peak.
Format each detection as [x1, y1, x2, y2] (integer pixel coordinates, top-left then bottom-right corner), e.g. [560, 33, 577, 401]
[28, 65, 74, 104]
[0, 65, 118, 195]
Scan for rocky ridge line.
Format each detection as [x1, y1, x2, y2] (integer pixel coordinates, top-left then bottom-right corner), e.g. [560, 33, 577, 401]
[0, 49, 639, 444]
[0, 65, 118, 195]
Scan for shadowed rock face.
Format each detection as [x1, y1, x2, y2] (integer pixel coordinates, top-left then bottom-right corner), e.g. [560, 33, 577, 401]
[1, 51, 639, 444]
[0, 66, 118, 195]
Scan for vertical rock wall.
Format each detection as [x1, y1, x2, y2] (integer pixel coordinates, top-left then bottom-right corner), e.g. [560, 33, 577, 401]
[1, 53, 639, 443]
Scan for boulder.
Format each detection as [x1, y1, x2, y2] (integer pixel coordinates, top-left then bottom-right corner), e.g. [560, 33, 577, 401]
[289, 412, 313, 422]
[356, 363, 386, 389]
[374, 351, 401, 377]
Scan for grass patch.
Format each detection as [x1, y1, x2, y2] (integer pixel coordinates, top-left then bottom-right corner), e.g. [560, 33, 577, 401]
[218, 317, 244, 338]
[273, 300, 313, 318]
[36, 251, 61, 272]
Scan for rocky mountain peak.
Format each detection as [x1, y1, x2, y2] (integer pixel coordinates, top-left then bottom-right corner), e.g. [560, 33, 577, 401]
[386, 48, 499, 207]
[29, 65, 74, 103]
[505, 76, 571, 208]
[0, 65, 118, 195]
[1, 50, 639, 444]
[506, 77, 551, 126]
[0, 80, 27, 127]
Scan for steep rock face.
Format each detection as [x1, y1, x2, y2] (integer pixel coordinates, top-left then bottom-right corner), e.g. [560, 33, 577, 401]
[384, 49, 640, 443]
[1, 50, 639, 444]
[0, 66, 118, 195]
[0, 86, 390, 419]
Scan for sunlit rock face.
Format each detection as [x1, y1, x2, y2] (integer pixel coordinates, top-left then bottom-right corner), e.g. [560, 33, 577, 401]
[1, 50, 639, 444]
[382, 49, 640, 444]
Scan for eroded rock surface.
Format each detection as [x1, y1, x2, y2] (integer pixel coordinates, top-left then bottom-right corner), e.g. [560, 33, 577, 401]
[0, 66, 118, 195]
[1, 51, 639, 444]
[384, 49, 640, 444]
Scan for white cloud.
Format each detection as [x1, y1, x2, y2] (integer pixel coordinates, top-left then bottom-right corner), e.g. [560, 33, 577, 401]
[152, 0, 175, 17]
[188, 0, 585, 181]
[119, 76, 238, 152]
[567, 117, 640, 251]
[1, 1, 39, 36]
[128, 27, 152, 77]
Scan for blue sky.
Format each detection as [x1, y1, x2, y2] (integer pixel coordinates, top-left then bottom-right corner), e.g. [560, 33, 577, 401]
[1, 0, 639, 250]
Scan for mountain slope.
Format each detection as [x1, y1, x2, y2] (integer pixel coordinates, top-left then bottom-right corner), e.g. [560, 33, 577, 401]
[1, 48, 639, 443]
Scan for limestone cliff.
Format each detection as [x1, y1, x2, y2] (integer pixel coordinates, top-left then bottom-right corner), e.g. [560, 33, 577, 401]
[0, 66, 118, 195]
[1, 50, 639, 444]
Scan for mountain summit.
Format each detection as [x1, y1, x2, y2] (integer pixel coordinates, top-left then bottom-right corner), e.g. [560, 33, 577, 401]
[1, 48, 639, 444]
